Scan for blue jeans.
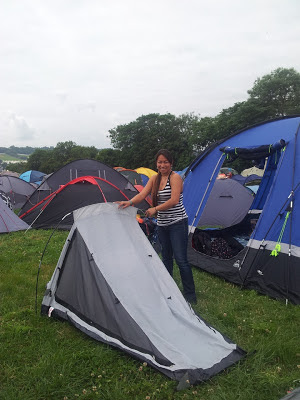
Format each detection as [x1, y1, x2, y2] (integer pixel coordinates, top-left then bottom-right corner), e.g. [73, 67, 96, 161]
[157, 218, 196, 301]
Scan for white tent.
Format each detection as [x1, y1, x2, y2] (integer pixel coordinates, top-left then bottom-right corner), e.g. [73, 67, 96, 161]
[42, 203, 245, 386]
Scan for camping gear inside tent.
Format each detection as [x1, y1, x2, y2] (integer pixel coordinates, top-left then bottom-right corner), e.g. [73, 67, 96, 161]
[41, 203, 246, 386]
[135, 167, 157, 186]
[241, 165, 265, 177]
[20, 176, 150, 230]
[184, 116, 300, 304]
[0, 197, 29, 233]
[0, 175, 35, 210]
[20, 159, 144, 216]
[197, 178, 254, 230]
[19, 170, 46, 185]
[217, 167, 239, 179]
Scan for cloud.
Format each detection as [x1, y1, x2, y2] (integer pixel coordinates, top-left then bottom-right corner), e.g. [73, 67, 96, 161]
[0, 0, 299, 149]
[55, 91, 68, 104]
[0, 111, 36, 146]
[77, 102, 96, 113]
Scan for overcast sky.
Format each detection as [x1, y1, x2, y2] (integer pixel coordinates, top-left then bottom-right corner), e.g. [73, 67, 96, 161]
[1, 0, 299, 149]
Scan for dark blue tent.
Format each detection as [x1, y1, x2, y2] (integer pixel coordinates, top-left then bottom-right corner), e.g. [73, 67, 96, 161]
[231, 174, 262, 186]
[183, 116, 300, 304]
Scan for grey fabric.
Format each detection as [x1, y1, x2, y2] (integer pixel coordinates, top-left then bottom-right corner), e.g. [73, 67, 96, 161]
[0, 198, 29, 233]
[42, 203, 245, 382]
[198, 179, 254, 229]
[55, 228, 171, 365]
[0, 175, 35, 210]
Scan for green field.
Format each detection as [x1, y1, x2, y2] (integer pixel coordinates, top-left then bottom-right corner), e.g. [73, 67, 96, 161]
[0, 153, 27, 162]
[0, 230, 299, 400]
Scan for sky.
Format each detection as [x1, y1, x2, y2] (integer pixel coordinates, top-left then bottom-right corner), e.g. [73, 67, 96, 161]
[1, 0, 300, 150]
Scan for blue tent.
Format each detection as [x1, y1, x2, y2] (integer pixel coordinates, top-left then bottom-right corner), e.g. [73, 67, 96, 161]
[19, 170, 46, 185]
[183, 116, 300, 304]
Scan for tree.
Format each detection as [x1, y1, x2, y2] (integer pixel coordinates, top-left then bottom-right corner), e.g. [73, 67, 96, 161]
[247, 67, 300, 117]
[25, 142, 101, 174]
[26, 148, 52, 173]
[96, 148, 123, 168]
[108, 113, 195, 170]
[190, 68, 300, 155]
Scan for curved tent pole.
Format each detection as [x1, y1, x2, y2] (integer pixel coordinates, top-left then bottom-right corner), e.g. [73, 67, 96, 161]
[35, 212, 72, 314]
[25, 192, 58, 232]
[189, 153, 225, 233]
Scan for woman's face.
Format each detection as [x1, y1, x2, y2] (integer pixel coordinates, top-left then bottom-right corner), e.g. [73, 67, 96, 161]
[156, 154, 172, 175]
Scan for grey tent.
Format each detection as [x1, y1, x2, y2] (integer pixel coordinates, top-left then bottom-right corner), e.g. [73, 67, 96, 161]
[41, 203, 245, 386]
[0, 175, 35, 210]
[0, 198, 29, 233]
[197, 178, 254, 229]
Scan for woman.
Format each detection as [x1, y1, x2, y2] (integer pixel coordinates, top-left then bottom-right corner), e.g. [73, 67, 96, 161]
[117, 149, 197, 304]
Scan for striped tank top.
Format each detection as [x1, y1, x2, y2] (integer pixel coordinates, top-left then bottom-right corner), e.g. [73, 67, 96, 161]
[156, 174, 187, 227]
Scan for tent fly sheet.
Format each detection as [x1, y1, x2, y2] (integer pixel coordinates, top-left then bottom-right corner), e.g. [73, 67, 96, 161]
[42, 203, 246, 387]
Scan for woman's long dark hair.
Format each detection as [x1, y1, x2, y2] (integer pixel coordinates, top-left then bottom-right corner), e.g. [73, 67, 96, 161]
[152, 149, 173, 207]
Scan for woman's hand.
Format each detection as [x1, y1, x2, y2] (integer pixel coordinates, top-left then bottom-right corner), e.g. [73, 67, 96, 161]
[116, 200, 132, 209]
[145, 207, 157, 218]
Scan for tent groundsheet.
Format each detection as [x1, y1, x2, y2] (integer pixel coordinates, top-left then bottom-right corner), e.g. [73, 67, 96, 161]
[42, 203, 246, 387]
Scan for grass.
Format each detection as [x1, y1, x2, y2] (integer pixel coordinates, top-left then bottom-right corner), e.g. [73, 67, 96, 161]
[0, 153, 26, 162]
[0, 229, 299, 400]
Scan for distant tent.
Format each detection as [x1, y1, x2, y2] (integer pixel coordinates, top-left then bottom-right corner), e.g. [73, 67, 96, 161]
[0, 170, 19, 177]
[20, 159, 146, 216]
[19, 170, 46, 185]
[175, 167, 188, 179]
[119, 169, 143, 186]
[20, 176, 149, 230]
[0, 197, 29, 233]
[113, 167, 125, 171]
[135, 167, 157, 186]
[231, 174, 262, 186]
[197, 179, 254, 229]
[41, 203, 246, 386]
[134, 184, 152, 206]
[0, 175, 35, 210]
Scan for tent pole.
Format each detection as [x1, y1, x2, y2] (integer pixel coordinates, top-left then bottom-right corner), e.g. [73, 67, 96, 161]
[189, 154, 224, 233]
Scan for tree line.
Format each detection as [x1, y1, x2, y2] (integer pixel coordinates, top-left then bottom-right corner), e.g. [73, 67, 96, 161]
[6, 67, 300, 174]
